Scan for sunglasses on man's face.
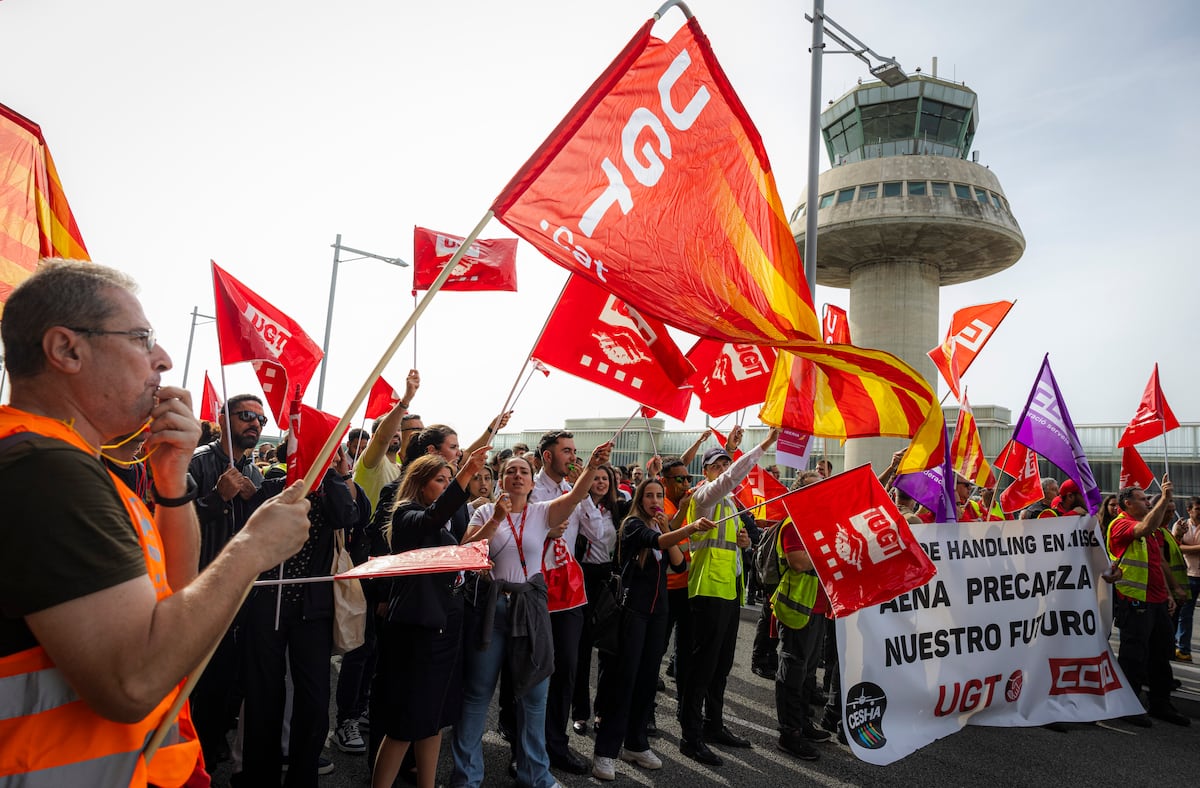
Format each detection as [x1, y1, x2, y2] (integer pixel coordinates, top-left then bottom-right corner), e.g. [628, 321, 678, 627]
[233, 410, 268, 426]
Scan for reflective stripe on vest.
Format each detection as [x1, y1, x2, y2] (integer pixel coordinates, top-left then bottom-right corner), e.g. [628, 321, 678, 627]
[0, 409, 202, 787]
[1163, 531, 1190, 598]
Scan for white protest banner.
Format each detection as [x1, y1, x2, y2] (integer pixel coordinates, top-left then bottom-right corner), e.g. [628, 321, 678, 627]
[836, 515, 1144, 765]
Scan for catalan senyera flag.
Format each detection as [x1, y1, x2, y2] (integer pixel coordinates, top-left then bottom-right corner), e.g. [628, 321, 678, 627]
[491, 15, 819, 346]
[949, 391, 995, 489]
[928, 300, 1014, 400]
[1117, 364, 1179, 448]
[760, 345, 946, 477]
[0, 102, 89, 315]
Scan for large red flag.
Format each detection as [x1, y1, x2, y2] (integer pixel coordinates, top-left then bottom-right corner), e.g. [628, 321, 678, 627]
[211, 262, 324, 427]
[491, 16, 820, 346]
[822, 304, 850, 344]
[199, 372, 222, 423]
[685, 338, 776, 418]
[927, 300, 1014, 399]
[1120, 445, 1155, 490]
[1117, 364, 1179, 447]
[364, 375, 402, 420]
[412, 226, 518, 292]
[0, 102, 90, 315]
[286, 403, 350, 486]
[531, 276, 692, 420]
[996, 440, 1042, 514]
[949, 392, 996, 488]
[782, 465, 937, 617]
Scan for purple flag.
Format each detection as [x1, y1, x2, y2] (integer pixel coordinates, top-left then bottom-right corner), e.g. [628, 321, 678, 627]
[894, 443, 957, 523]
[1012, 355, 1101, 515]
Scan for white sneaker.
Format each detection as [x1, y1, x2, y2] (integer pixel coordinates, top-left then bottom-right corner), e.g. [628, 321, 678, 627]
[592, 755, 617, 780]
[621, 748, 663, 770]
[334, 718, 366, 753]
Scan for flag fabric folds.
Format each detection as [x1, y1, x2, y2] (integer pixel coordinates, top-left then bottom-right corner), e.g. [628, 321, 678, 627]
[949, 392, 996, 488]
[211, 262, 324, 427]
[822, 304, 850, 344]
[1012, 355, 1101, 515]
[745, 465, 789, 521]
[364, 376, 402, 420]
[996, 440, 1043, 515]
[337, 541, 491, 581]
[927, 300, 1014, 400]
[685, 338, 776, 418]
[531, 276, 692, 420]
[1120, 445, 1155, 491]
[412, 226, 518, 292]
[199, 372, 222, 423]
[760, 345, 945, 477]
[491, 16, 820, 346]
[1117, 364, 1179, 447]
[894, 445, 957, 524]
[782, 465, 937, 617]
[286, 403, 349, 487]
[0, 102, 89, 315]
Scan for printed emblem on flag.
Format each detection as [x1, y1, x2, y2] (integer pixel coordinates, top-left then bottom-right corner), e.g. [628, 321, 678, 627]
[817, 506, 910, 580]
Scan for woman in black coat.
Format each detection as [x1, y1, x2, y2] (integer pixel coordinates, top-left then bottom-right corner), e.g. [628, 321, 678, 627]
[371, 446, 490, 788]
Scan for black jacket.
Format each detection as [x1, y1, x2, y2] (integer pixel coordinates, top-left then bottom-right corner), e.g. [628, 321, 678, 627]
[188, 441, 264, 570]
[618, 516, 686, 615]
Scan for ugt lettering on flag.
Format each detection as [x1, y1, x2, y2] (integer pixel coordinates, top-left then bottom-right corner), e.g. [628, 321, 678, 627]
[491, 14, 819, 346]
[412, 226, 518, 292]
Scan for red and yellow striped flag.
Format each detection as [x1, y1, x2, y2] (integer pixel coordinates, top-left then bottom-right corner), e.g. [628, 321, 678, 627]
[0, 103, 89, 315]
[491, 15, 819, 345]
[949, 391, 995, 488]
[759, 343, 946, 476]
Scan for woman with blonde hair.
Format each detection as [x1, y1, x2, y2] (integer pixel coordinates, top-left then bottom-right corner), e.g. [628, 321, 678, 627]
[370, 446, 490, 788]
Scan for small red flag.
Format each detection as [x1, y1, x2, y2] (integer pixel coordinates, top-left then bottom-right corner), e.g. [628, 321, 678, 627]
[822, 304, 850, 344]
[1117, 364, 1179, 447]
[639, 406, 658, 419]
[286, 403, 350, 486]
[685, 339, 776, 418]
[533, 360, 551, 377]
[782, 465, 937, 617]
[1119, 445, 1155, 490]
[745, 465, 789, 521]
[199, 372, 222, 423]
[532, 277, 692, 420]
[997, 440, 1043, 514]
[364, 376, 402, 420]
[211, 262, 324, 427]
[337, 541, 491, 580]
[927, 300, 1014, 399]
[412, 226, 518, 292]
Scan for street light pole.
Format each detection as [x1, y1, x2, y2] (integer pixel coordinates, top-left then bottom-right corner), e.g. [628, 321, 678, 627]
[315, 235, 408, 409]
[181, 305, 215, 389]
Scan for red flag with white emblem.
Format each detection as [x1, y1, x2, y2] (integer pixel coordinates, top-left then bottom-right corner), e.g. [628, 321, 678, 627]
[1119, 445, 1155, 490]
[412, 226, 518, 292]
[364, 376, 402, 420]
[287, 403, 350, 487]
[927, 300, 1014, 399]
[531, 276, 692, 420]
[996, 440, 1043, 514]
[685, 338, 776, 418]
[781, 465, 937, 617]
[211, 261, 323, 428]
[822, 304, 850, 344]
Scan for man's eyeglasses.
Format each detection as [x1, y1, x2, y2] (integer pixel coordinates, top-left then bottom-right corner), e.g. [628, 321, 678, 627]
[666, 474, 691, 483]
[67, 326, 156, 353]
[232, 410, 268, 426]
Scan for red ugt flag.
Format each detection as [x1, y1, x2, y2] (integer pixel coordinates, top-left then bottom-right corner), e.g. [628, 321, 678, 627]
[927, 300, 1014, 399]
[412, 226, 518, 292]
[685, 338, 776, 418]
[1118, 364, 1179, 447]
[211, 262, 324, 428]
[364, 376, 402, 420]
[1120, 445, 1155, 490]
[782, 465, 937, 617]
[199, 372, 222, 423]
[822, 304, 850, 344]
[532, 276, 692, 420]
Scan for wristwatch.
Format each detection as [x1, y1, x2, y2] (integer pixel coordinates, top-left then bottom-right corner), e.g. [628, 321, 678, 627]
[152, 474, 199, 507]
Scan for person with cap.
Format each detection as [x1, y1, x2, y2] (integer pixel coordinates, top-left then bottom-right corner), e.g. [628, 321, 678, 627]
[954, 475, 984, 522]
[1052, 479, 1087, 516]
[678, 426, 780, 767]
[1020, 478, 1060, 519]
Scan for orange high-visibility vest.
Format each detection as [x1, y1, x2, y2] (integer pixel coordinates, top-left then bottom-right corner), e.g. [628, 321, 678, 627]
[0, 407, 203, 787]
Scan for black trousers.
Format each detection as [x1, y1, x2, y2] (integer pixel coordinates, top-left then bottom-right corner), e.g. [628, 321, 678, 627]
[1116, 598, 1175, 705]
[666, 585, 693, 705]
[238, 590, 332, 788]
[545, 607, 584, 760]
[775, 620, 822, 733]
[681, 595, 740, 743]
[572, 562, 614, 722]
[593, 607, 669, 758]
[190, 620, 242, 764]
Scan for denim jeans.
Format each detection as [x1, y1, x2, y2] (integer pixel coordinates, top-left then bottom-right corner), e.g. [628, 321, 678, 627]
[1176, 577, 1200, 654]
[451, 595, 554, 788]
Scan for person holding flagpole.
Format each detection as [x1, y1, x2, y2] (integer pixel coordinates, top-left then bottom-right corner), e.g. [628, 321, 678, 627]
[679, 426, 780, 767]
[452, 442, 612, 788]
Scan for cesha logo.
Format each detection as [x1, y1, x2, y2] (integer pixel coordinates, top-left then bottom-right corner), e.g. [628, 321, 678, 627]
[845, 682, 888, 750]
[815, 506, 907, 580]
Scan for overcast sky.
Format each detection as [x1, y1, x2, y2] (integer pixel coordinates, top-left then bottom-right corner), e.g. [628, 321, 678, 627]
[3, 0, 1197, 437]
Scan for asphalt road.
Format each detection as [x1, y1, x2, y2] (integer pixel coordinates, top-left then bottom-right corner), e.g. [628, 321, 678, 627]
[210, 607, 1199, 787]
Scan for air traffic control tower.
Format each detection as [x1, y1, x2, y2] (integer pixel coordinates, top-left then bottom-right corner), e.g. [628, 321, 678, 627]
[791, 68, 1025, 472]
